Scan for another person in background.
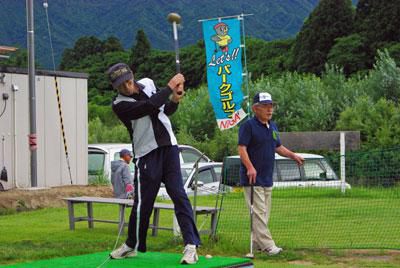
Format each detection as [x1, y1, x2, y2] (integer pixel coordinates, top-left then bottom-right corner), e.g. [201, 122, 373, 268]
[238, 92, 304, 256]
[111, 149, 134, 199]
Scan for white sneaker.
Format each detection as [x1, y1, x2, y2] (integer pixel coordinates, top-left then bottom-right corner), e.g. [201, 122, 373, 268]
[180, 244, 198, 264]
[265, 245, 283, 256]
[110, 243, 137, 259]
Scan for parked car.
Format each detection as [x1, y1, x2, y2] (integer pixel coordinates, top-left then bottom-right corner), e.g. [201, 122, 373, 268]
[222, 153, 351, 189]
[88, 144, 211, 181]
[157, 162, 223, 199]
[178, 145, 211, 163]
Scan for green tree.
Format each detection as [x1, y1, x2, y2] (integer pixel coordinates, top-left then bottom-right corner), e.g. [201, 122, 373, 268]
[384, 43, 400, 66]
[354, 0, 400, 67]
[60, 36, 105, 70]
[103, 36, 124, 53]
[130, 29, 151, 73]
[59, 48, 75, 70]
[88, 117, 130, 143]
[320, 64, 365, 129]
[171, 85, 216, 141]
[88, 100, 120, 126]
[138, 49, 175, 87]
[252, 73, 335, 132]
[176, 126, 239, 162]
[327, 34, 369, 75]
[367, 49, 400, 103]
[291, 0, 354, 74]
[73, 36, 104, 59]
[60, 35, 130, 95]
[179, 40, 206, 89]
[355, 0, 400, 48]
[336, 97, 400, 148]
[247, 38, 294, 78]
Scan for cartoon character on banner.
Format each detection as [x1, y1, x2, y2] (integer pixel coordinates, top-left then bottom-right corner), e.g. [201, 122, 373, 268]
[211, 22, 231, 53]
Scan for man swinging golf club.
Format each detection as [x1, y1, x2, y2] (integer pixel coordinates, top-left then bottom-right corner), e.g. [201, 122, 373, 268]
[107, 63, 200, 264]
[238, 92, 304, 257]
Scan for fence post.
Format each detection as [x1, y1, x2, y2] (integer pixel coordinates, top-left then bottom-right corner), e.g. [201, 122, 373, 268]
[340, 132, 346, 193]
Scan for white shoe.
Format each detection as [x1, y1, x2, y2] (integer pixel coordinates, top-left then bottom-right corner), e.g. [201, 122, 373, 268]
[110, 243, 137, 259]
[180, 244, 198, 264]
[265, 245, 283, 256]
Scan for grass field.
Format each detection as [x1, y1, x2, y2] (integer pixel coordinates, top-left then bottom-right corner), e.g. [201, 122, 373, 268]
[0, 187, 399, 267]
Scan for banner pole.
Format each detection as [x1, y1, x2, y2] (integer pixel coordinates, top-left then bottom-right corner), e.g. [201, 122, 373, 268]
[198, 13, 253, 22]
[240, 14, 251, 117]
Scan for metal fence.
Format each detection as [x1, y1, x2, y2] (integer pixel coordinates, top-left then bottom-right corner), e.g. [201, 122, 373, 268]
[216, 147, 400, 250]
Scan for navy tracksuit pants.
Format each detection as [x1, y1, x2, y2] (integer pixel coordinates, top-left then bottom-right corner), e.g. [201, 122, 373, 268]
[125, 145, 200, 252]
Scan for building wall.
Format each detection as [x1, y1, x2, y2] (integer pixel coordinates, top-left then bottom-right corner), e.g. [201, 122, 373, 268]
[0, 69, 88, 188]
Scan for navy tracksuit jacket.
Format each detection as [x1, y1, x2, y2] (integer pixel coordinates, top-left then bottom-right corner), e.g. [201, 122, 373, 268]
[112, 78, 200, 252]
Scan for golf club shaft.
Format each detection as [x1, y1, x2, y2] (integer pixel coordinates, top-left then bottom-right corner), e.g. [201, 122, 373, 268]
[250, 184, 254, 256]
[171, 21, 183, 95]
[172, 21, 180, 73]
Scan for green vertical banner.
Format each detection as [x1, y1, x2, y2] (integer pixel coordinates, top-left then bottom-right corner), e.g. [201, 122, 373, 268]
[202, 18, 246, 130]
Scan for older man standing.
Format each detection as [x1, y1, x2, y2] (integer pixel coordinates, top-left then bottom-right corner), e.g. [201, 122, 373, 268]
[238, 92, 304, 255]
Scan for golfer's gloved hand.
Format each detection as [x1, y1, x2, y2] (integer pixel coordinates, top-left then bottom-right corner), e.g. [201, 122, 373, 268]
[168, 73, 185, 90]
[171, 83, 185, 103]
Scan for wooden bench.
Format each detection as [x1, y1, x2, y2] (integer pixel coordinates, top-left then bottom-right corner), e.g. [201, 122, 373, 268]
[63, 196, 219, 237]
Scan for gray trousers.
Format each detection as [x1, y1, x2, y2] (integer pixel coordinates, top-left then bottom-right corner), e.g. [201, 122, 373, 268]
[244, 186, 276, 250]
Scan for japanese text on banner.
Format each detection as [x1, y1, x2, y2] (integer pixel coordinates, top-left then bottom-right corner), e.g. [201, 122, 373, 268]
[202, 18, 246, 130]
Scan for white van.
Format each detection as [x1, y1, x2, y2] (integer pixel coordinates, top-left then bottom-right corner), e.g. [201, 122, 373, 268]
[223, 153, 351, 189]
[157, 162, 222, 199]
[88, 144, 211, 182]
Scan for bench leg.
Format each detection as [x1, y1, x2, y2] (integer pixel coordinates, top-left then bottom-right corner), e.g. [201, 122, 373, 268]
[118, 204, 126, 233]
[152, 208, 160, 236]
[67, 201, 75, 230]
[87, 202, 94, 228]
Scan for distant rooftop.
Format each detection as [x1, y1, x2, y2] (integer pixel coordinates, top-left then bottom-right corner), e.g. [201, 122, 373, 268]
[0, 46, 18, 54]
[0, 46, 18, 59]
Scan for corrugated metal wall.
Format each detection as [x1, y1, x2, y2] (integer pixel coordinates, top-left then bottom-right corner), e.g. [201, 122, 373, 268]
[0, 68, 88, 188]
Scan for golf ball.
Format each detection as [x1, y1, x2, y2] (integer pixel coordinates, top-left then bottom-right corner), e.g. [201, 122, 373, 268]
[205, 254, 212, 259]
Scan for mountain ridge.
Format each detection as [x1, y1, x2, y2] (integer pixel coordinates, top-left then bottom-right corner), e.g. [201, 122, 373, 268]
[0, 0, 319, 67]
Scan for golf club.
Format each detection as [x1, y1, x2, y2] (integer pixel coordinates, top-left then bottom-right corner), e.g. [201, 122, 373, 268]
[167, 12, 183, 95]
[245, 184, 254, 259]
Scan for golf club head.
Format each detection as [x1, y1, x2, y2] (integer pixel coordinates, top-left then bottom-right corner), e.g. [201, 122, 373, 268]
[245, 252, 254, 259]
[167, 13, 181, 24]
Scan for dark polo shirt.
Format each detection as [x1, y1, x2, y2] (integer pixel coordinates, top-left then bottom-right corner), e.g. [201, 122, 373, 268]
[238, 117, 281, 187]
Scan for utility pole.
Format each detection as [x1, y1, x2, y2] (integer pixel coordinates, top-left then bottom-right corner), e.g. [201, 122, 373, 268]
[27, 0, 37, 187]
